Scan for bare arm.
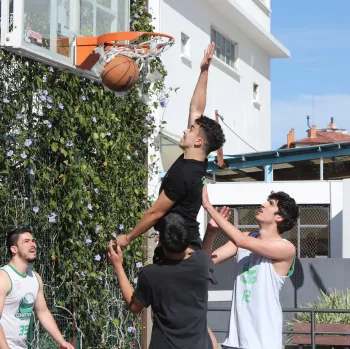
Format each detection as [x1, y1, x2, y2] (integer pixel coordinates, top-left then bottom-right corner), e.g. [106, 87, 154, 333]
[203, 206, 231, 254]
[34, 274, 74, 349]
[117, 190, 175, 247]
[0, 271, 11, 349]
[188, 42, 215, 128]
[202, 186, 296, 261]
[108, 242, 144, 314]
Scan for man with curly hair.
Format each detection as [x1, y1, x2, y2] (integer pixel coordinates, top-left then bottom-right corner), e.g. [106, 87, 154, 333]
[202, 187, 299, 349]
[117, 43, 226, 256]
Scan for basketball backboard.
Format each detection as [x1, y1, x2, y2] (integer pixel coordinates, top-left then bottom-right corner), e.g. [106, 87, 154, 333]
[0, 0, 130, 79]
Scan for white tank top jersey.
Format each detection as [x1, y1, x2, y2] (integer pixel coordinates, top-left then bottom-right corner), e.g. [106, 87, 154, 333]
[0, 264, 39, 349]
[222, 232, 294, 349]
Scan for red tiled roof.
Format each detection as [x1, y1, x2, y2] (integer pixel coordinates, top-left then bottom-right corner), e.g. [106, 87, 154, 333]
[280, 131, 350, 149]
[293, 132, 350, 145]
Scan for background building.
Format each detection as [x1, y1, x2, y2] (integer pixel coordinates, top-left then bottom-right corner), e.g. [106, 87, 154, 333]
[149, 0, 290, 171]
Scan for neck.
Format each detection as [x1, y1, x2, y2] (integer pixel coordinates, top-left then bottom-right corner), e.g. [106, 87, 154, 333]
[9, 257, 30, 275]
[163, 249, 188, 261]
[257, 223, 282, 240]
[183, 148, 206, 161]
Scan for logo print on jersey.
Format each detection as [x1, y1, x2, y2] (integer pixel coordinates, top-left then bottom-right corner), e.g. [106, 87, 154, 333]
[15, 293, 35, 320]
[240, 263, 259, 285]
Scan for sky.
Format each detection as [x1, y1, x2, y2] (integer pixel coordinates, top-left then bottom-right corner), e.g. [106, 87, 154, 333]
[270, 0, 350, 149]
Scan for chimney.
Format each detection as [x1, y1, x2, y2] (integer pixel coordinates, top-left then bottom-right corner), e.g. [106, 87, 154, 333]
[287, 128, 295, 148]
[328, 117, 337, 129]
[308, 125, 317, 138]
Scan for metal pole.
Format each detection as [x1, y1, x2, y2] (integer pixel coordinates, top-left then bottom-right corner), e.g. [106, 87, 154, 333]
[320, 158, 324, 180]
[297, 217, 301, 258]
[212, 172, 216, 183]
[311, 310, 315, 349]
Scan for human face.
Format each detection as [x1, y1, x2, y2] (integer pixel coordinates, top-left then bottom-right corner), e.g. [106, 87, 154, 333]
[179, 123, 203, 150]
[256, 198, 282, 225]
[12, 232, 37, 262]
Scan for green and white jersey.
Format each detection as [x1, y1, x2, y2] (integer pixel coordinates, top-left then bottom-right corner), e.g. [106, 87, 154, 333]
[222, 232, 295, 349]
[0, 264, 39, 349]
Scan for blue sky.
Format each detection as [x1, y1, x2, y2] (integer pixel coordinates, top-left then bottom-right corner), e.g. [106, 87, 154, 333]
[270, 0, 350, 149]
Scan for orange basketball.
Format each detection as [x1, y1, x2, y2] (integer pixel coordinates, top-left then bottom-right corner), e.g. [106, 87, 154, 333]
[102, 55, 139, 92]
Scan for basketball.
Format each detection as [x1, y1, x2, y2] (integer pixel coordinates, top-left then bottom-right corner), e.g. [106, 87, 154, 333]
[102, 55, 139, 92]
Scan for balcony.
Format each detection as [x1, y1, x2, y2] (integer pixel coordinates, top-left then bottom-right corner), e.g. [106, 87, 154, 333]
[208, 0, 290, 58]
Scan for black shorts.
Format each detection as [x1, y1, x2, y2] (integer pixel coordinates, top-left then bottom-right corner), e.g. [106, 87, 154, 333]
[153, 236, 203, 264]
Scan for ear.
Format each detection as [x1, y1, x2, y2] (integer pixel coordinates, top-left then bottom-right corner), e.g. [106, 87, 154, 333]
[10, 245, 17, 255]
[195, 137, 204, 147]
[275, 215, 284, 223]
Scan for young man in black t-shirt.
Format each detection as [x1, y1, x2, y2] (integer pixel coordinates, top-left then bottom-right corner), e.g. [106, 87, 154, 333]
[117, 42, 226, 252]
[108, 213, 218, 349]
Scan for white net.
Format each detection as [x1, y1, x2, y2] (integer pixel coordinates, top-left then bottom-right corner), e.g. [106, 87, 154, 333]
[92, 34, 174, 98]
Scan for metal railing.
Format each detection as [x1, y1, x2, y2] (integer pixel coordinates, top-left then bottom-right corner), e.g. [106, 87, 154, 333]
[283, 308, 350, 349]
[208, 307, 350, 348]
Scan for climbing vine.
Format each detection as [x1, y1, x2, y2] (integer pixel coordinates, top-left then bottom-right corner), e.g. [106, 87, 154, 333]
[0, 1, 167, 348]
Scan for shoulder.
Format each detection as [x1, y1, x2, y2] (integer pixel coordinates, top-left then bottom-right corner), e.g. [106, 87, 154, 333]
[282, 239, 296, 255]
[192, 250, 213, 265]
[0, 269, 12, 294]
[139, 265, 156, 278]
[33, 271, 43, 287]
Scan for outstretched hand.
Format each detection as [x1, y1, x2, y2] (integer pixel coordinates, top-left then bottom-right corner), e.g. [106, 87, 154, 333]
[107, 240, 123, 268]
[116, 234, 129, 248]
[200, 42, 215, 72]
[208, 206, 231, 232]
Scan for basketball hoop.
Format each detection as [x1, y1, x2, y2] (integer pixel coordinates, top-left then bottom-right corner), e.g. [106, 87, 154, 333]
[76, 32, 174, 96]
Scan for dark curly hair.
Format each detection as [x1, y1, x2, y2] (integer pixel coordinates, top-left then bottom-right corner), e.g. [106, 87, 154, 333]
[156, 213, 191, 253]
[268, 191, 299, 234]
[195, 116, 226, 155]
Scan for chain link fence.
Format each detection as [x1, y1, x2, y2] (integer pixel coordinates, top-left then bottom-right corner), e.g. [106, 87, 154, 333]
[210, 205, 330, 258]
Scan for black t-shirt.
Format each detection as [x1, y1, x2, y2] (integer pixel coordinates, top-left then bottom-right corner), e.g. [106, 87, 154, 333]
[134, 251, 217, 349]
[159, 154, 208, 240]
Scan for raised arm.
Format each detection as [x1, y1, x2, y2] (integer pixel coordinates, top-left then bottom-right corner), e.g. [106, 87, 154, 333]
[203, 207, 249, 264]
[188, 42, 215, 129]
[107, 242, 144, 314]
[0, 271, 11, 349]
[203, 206, 230, 254]
[116, 190, 175, 248]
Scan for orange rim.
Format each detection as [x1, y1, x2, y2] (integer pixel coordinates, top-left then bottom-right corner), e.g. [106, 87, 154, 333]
[76, 31, 174, 70]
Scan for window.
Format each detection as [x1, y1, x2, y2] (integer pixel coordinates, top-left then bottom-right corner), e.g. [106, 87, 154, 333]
[80, 0, 129, 37]
[211, 27, 237, 68]
[210, 204, 330, 258]
[253, 83, 259, 101]
[181, 32, 190, 57]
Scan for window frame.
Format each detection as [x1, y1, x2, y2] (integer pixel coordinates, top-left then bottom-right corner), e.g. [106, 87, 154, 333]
[211, 27, 237, 69]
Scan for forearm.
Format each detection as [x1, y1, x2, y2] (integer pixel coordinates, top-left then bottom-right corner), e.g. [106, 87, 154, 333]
[0, 325, 10, 349]
[36, 311, 65, 345]
[114, 265, 134, 306]
[188, 70, 209, 128]
[206, 205, 244, 246]
[127, 210, 161, 242]
[203, 227, 216, 254]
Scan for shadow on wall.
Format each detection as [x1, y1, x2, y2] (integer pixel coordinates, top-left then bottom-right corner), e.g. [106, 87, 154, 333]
[164, 0, 271, 80]
[290, 258, 304, 308]
[310, 264, 328, 295]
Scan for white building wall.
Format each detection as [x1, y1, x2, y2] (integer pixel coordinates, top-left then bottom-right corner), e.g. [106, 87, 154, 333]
[235, 0, 271, 30]
[151, 0, 273, 156]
